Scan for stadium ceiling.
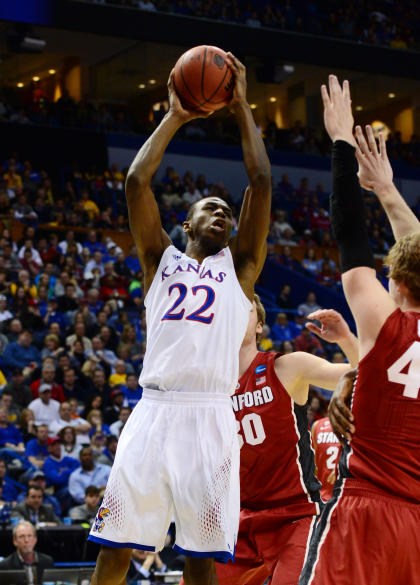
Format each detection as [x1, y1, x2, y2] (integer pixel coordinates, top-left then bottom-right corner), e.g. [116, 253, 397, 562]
[0, 24, 418, 118]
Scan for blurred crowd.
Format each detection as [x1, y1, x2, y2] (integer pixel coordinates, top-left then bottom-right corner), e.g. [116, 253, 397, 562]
[88, 0, 419, 50]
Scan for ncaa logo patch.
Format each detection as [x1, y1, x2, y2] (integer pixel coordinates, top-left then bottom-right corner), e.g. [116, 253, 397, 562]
[255, 365, 266, 374]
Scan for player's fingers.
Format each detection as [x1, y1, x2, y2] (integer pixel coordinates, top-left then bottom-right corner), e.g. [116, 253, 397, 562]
[320, 84, 330, 108]
[365, 125, 379, 157]
[378, 132, 388, 159]
[343, 79, 351, 103]
[329, 402, 353, 442]
[355, 125, 370, 156]
[329, 74, 341, 100]
[328, 410, 347, 445]
[336, 396, 355, 425]
[167, 69, 174, 88]
[305, 322, 321, 336]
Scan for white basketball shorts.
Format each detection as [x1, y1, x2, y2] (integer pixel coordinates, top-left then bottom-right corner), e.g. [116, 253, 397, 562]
[88, 389, 240, 562]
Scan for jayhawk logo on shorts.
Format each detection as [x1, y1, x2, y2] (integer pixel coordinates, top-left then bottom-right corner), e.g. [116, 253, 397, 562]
[93, 506, 110, 533]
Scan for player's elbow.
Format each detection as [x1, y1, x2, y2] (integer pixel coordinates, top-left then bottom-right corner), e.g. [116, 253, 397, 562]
[125, 170, 150, 201]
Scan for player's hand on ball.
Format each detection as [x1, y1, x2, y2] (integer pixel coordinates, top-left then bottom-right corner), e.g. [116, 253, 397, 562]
[226, 53, 247, 112]
[167, 70, 212, 123]
[355, 125, 394, 193]
[328, 368, 356, 444]
[321, 75, 356, 146]
[306, 309, 352, 344]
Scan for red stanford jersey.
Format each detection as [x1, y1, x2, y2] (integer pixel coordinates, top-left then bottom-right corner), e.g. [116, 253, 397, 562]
[233, 351, 321, 512]
[312, 417, 340, 501]
[341, 309, 420, 502]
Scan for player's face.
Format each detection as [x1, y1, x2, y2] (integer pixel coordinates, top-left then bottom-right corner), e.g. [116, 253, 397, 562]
[241, 301, 263, 347]
[185, 198, 233, 248]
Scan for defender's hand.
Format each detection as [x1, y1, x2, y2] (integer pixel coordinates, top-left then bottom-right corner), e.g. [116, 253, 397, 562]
[321, 75, 355, 146]
[167, 70, 212, 123]
[306, 309, 352, 344]
[226, 53, 247, 112]
[328, 368, 356, 444]
[355, 125, 393, 193]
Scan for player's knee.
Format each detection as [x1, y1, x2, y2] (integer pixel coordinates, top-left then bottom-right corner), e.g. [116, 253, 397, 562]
[98, 545, 132, 570]
[184, 557, 217, 585]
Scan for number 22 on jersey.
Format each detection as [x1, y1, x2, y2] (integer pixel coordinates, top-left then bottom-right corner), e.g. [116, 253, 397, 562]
[387, 340, 420, 399]
[161, 283, 215, 324]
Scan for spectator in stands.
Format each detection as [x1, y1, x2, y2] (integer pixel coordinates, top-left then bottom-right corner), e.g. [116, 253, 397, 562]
[11, 485, 61, 525]
[125, 245, 141, 275]
[58, 426, 82, 460]
[279, 340, 294, 354]
[68, 446, 110, 504]
[85, 337, 117, 377]
[0, 457, 18, 502]
[25, 424, 49, 469]
[301, 248, 319, 276]
[87, 368, 111, 406]
[0, 477, 13, 525]
[0, 390, 20, 424]
[109, 406, 131, 437]
[278, 246, 300, 270]
[276, 283, 296, 310]
[121, 373, 142, 409]
[41, 334, 63, 361]
[80, 189, 99, 221]
[317, 261, 339, 288]
[5, 318, 24, 343]
[3, 330, 41, 374]
[19, 409, 37, 443]
[104, 388, 124, 425]
[16, 472, 61, 518]
[270, 313, 294, 344]
[258, 325, 273, 351]
[30, 362, 65, 402]
[28, 384, 60, 427]
[97, 435, 117, 466]
[69, 484, 101, 526]
[66, 321, 93, 352]
[0, 294, 13, 322]
[87, 409, 111, 438]
[294, 328, 324, 355]
[109, 359, 128, 387]
[61, 366, 89, 402]
[0, 406, 24, 453]
[49, 401, 91, 442]
[43, 436, 80, 504]
[0, 520, 54, 580]
[297, 291, 322, 317]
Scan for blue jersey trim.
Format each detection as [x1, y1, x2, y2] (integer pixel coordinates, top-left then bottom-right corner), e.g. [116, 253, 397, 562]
[87, 535, 155, 551]
[173, 544, 234, 564]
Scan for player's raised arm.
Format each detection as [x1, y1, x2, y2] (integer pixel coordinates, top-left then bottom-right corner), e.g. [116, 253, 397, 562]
[227, 54, 271, 299]
[355, 125, 419, 240]
[125, 72, 206, 292]
[321, 75, 396, 357]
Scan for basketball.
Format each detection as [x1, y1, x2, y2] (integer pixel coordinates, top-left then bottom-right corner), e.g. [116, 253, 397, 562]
[173, 45, 234, 113]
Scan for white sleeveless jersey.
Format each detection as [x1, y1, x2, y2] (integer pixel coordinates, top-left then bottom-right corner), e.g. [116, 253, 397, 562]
[140, 245, 251, 395]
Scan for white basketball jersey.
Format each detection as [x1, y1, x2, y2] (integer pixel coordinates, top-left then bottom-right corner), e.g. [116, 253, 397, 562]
[140, 245, 251, 395]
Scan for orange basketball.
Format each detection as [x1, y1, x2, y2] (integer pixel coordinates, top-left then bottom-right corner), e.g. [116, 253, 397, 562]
[173, 45, 234, 113]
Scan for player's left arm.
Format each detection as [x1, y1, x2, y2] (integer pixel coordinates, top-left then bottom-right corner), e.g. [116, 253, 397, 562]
[276, 352, 351, 405]
[227, 54, 271, 300]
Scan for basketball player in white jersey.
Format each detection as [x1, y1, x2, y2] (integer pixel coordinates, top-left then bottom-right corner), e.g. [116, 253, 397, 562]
[88, 55, 271, 585]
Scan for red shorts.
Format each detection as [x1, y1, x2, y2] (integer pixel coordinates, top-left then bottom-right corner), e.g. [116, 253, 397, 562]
[216, 502, 317, 585]
[299, 479, 420, 585]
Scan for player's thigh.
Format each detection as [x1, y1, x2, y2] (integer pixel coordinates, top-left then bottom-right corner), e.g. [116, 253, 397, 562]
[169, 402, 240, 557]
[216, 559, 269, 585]
[270, 516, 317, 585]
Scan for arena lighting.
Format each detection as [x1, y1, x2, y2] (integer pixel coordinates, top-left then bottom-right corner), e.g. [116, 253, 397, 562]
[149, 79, 156, 85]
[250, 104, 258, 109]
[17, 82, 24, 88]
[269, 97, 277, 103]
[32, 76, 40, 82]
[138, 84, 146, 89]
[283, 64, 295, 73]
[356, 106, 363, 111]
[388, 92, 396, 98]
[49, 69, 56, 75]
[21, 36, 46, 51]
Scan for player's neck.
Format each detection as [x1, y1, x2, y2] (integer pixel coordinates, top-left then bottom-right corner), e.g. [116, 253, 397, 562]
[400, 297, 420, 313]
[185, 240, 223, 263]
[239, 341, 259, 377]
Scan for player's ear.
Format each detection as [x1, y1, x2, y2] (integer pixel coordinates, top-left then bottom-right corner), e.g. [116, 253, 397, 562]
[183, 220, 192, 237]
[256, 321, 263, 336]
